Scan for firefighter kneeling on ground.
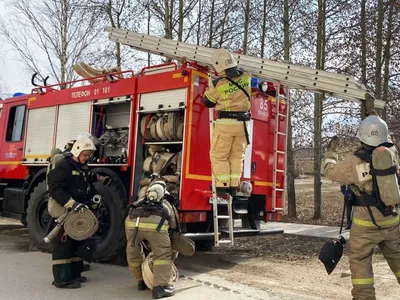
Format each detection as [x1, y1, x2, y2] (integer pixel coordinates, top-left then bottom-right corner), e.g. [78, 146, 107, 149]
[47, 137, 100, 289]
[125, 180, 194, 299]
[203, 48, 252, 197]
[321, 114, 400, 300]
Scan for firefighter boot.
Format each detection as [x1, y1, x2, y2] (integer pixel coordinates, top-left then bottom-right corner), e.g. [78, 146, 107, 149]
[137, 280, 148, 291]
[152, 286, 175, 299]
[52, 280, 81, 289]
[216, 187, 229, 197]
[83, 263, 90, 272]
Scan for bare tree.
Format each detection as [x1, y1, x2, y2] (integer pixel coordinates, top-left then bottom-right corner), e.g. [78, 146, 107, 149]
[0, 0, 102, 87]
[313, 0, 326, 220]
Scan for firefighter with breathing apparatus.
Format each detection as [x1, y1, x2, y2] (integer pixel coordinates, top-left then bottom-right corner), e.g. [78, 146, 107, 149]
[125, 180, 194, 299]
[321, 115, 400, 300]
[203, 48, 252, 197]
[47, 136, 101, 289]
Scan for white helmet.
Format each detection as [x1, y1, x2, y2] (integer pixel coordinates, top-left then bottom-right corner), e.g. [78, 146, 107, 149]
[211, 49, 237, 74]
[146, 181, 169, 202]
[356, 115, 389, 147]
[76, 132, 100, 147]
[71, 137, 97, 157]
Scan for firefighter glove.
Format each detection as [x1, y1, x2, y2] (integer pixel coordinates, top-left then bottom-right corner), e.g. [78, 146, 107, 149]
[72, 202, 89, 212]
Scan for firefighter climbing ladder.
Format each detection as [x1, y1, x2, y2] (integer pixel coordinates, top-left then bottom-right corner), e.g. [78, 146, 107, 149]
[105, 27, 384, 108]
[208, 108, 235, 246]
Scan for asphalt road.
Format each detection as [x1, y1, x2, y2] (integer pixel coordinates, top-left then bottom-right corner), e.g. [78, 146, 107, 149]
[0, 218, 325, 300]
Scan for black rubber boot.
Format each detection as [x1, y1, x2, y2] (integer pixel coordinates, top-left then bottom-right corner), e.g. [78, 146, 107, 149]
[52, 280, 81, 289]
[229, 187, 237, 197]
[83, 264, 90, 272]
[152, 286, 175, 299]
[137, 280, 148, 291]
[216, 187, 229, 197]
[76, 276, 87, 283]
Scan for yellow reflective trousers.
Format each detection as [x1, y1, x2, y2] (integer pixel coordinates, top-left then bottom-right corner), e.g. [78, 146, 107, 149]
[210, 121, 248, 188]
[349, 218, 400, 300]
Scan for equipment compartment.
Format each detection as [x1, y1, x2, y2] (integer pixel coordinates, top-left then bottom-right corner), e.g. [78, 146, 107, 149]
[132, 108, 185, 205]
[91, 100, 131, 164]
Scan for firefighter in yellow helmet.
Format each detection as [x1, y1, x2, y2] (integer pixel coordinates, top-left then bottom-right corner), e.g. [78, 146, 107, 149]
[125, 181, 179, 299]
[47, 136, 99, 289]
[321, 115, 400, 300]
[203, 48, 252, 197]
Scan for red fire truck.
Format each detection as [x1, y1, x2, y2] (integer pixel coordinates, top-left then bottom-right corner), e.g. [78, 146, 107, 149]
[0, 60, 288, 260]
[0, 28, 381, 261]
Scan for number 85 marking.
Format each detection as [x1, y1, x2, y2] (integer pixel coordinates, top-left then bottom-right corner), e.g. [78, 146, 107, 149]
[259, 99, 268, 111]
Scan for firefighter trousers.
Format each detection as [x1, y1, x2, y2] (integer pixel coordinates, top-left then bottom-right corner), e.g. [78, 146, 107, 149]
[210, 121, 248, 188]
[349, 219, 400, 300]
[51, 228, 84, 286]
[125, 217, 173, 287]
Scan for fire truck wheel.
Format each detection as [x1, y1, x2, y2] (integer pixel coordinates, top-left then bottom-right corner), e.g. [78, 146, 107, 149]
[194, 240, 214, 252]
[91, 182, 127, 263]
[26, 180, 52, 253]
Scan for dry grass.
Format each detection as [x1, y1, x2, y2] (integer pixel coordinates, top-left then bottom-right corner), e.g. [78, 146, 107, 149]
[283, 176, 345, 226]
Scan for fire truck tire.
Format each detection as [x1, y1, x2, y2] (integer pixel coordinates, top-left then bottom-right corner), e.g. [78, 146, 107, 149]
[92, 182, 126, 263]
[26, 180, 52, 253]
[194, 240, 214, 252]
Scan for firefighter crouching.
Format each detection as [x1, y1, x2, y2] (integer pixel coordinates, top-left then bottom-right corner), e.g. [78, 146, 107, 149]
[125, 180, 194, 299]
[203, 48, 252, 197]
[47, 137, 100, 289]
[321, 115, 400, 300]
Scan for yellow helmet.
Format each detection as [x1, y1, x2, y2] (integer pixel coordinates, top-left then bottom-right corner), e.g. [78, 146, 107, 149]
[211, 49, 237, 74]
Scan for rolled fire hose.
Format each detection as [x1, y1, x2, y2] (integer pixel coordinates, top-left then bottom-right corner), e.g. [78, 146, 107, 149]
[64, 209, 99, 241]
[155, 115, 168, 141]
[142, 252, 179, 291]
[143, 156, 153, 172]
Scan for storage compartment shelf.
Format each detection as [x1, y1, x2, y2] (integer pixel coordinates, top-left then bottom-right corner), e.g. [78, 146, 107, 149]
[144, 141, 183, 145]
[136, 107, 185, 114]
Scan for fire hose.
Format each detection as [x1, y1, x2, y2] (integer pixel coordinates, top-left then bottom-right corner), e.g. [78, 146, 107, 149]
[44, 208, 99, 243]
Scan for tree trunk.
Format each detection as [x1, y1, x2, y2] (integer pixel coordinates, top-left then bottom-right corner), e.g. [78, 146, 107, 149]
[178, 0, 183, 41]
[243, 0, 250, 54]
[196, 0, 201, 45]
[107, 0, 121, 67]
[164, 0, 172, 39]
[147, 1, 151, 66]
[207, 0, 215, 47]
[382, 1, 394, 121]
[375, 0, 384, 101]
[360, 0, 367, 119]
[283, 0, 296, 218]
[260, 0, 267, 58]
[60, 0, 68, 88]
[313, 0, 325, 220]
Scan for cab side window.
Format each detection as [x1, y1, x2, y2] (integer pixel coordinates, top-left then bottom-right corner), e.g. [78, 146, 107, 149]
[6, 105, 26, 142]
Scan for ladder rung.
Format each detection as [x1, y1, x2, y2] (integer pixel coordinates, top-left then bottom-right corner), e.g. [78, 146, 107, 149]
[276, 132, 286, 136]
[276, 150, 285, 154]
[274, 188, 285, 192]
[275, 169, 285, 173]
[217, 216, 230, 220]
[217, 240, 233, 244]
[276, 113, 287, 118]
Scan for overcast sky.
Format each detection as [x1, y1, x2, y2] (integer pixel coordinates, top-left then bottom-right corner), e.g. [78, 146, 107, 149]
[0, 1, 33, 98]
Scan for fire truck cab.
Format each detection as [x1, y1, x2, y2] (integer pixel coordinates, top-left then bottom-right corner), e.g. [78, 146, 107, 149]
[0, 61, 286, 261]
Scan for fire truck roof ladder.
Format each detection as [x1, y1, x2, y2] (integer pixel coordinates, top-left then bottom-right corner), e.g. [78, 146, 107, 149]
[105, 26, 384, 109]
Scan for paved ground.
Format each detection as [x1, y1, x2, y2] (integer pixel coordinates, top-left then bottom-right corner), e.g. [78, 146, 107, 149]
[0, 218, 334, 300]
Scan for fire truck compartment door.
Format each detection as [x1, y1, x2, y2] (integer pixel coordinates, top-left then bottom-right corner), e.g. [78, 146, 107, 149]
[139, 88, 187, 111]
[55, 102, 91, 150]
[24, 106, 56, 163]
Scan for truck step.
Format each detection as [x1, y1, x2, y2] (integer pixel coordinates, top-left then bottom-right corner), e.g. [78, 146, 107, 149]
[220, 228, 284, 238]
